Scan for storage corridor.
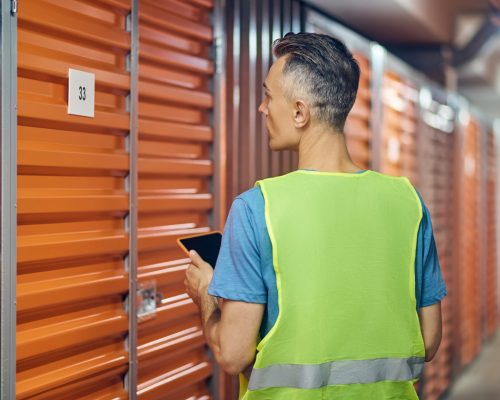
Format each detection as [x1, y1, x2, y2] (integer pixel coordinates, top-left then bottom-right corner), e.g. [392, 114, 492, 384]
[1, 0, 499, 399]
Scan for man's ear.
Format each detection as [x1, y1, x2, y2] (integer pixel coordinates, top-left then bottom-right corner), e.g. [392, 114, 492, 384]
[293, 100, 310, 128]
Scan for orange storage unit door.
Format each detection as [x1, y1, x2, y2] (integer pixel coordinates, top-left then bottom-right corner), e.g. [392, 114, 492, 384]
[17, 0, 132, 398]
[380, 72, 419, 184]
[223, 0, 302, 212]
[344, 52, 371, 170]
[458, 116, 482, 367]
[137, 1, 215, 399]
[486, 129, 498, 337]
[418, 93, 456, 400]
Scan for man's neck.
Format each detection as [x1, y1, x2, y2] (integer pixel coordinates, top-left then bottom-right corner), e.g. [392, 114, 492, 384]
[297, 126, 360, 173]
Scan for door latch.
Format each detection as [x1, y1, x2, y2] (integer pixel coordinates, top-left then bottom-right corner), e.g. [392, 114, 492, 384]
[137, 281, 157, 321]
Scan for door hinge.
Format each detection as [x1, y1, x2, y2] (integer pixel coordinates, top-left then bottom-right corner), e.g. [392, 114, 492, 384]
[11, 0, 18, 15]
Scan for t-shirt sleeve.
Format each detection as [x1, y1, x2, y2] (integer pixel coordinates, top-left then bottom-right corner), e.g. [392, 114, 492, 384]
[415, 193, 448, 309]
[207, 196, 267, 304]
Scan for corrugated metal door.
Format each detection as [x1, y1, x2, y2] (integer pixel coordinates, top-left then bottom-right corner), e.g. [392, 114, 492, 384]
[137, 1, 215, 399]
[458, 115, 482, 367]
[345, 53, 371, 170]
[380, 72, 419, 184]
[418, 91, 455, 400]
[224, 0, 302, 215]
[17, 0, 131, 398]
[486, 129, 498, 337]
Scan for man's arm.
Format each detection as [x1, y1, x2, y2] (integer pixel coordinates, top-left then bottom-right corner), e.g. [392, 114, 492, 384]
[185, 250, 264, 375]
[418, 302, 442, 362]
[414, 193, 446, 362]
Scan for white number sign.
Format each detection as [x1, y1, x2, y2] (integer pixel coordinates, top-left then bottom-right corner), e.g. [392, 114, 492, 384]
[68, 69, 95, 118]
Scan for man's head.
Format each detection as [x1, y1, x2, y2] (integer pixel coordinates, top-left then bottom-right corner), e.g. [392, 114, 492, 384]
[258, 32, 360, 150]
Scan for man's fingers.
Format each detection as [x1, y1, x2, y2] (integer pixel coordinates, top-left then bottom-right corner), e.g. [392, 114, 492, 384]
[184, 257, 213, 307]
[189, 249, 203, 265]
[185, 264, 197, 279]
[189, 250, 213, 269]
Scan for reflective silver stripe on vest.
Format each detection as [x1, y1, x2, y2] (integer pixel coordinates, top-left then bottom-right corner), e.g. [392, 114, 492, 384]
[248, 357, 424, 390]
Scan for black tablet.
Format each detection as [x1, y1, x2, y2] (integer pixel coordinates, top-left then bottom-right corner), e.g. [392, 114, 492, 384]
[177, 231, 222, 268]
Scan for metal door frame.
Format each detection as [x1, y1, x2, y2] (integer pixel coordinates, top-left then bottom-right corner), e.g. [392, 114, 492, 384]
[1, 0, 17, 398]
[126, 0, 139, 398]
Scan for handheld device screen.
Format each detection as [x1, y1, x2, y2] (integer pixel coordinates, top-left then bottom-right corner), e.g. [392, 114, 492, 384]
[177, 231, 222, 268]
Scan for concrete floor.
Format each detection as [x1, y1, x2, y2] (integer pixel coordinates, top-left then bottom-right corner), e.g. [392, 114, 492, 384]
[444, 332, 500, 400]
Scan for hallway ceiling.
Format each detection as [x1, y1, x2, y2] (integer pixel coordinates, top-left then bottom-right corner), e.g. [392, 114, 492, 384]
[307, 0, 500, 120]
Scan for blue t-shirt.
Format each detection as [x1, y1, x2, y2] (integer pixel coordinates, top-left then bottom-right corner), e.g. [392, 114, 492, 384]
[208, 170, 447, 338]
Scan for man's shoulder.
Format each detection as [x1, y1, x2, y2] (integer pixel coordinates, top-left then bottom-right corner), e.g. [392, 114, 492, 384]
[235, 186, 264, 208]
[229, 187, 266, 231]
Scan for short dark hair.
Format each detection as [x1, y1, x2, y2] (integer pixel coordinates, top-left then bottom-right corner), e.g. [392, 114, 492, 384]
[273, 32, 360, 131]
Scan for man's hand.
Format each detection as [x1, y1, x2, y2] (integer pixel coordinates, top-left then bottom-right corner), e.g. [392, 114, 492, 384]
[184, 249, 223, 368]
[184, 250, 214, 307]
[183, 248, 264, 375]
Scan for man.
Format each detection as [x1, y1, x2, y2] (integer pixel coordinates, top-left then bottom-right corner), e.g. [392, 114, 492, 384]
[185, 32, 446, 399]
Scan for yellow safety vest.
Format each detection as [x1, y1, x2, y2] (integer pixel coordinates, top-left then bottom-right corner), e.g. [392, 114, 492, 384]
[241, 170, 425, 399]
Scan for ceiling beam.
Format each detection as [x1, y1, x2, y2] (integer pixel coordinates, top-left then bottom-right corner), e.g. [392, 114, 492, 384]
[453, 3, 500, 66]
